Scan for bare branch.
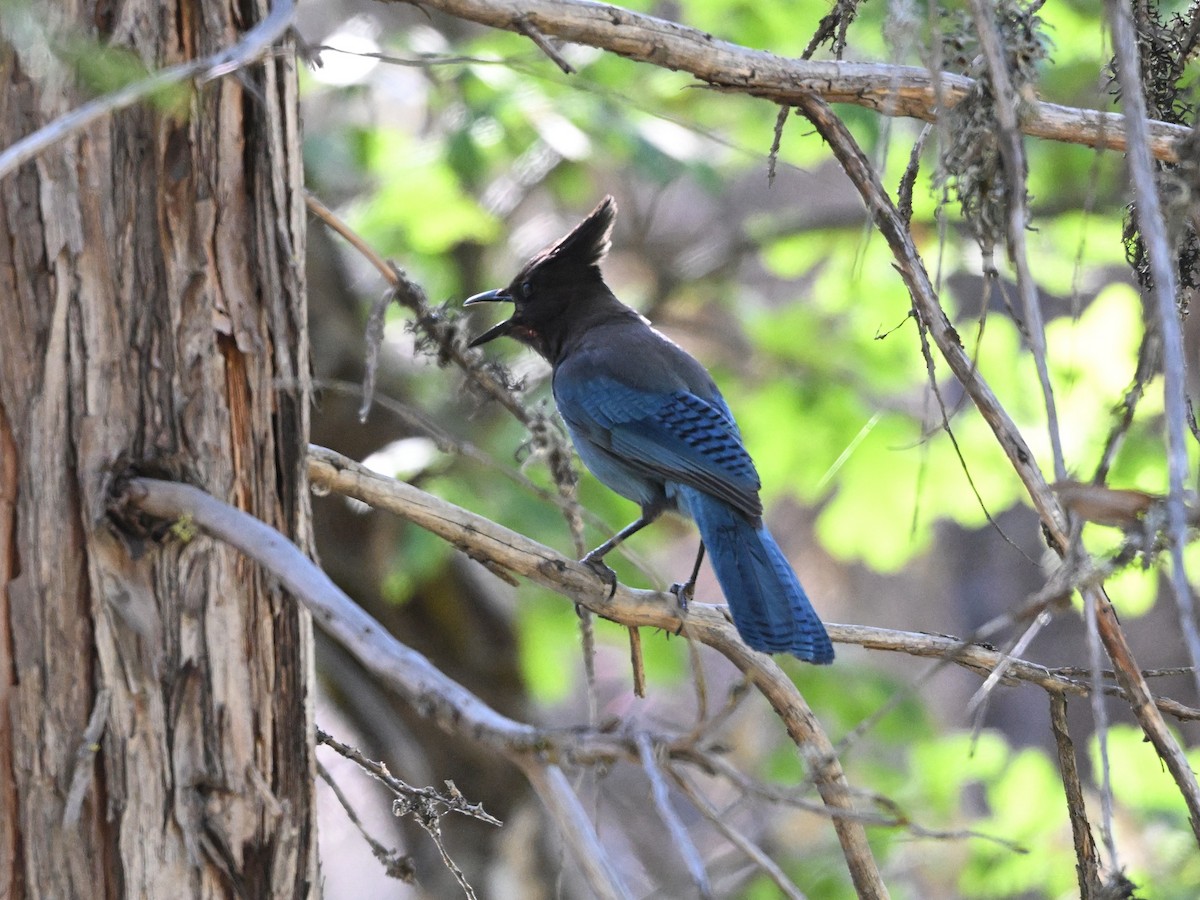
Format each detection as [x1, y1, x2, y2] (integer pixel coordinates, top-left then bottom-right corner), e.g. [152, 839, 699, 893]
[1048, 694, 1102, 899]
[1091, 584, 1200, 842]
[636, 732, 712, 898]
[302, 446, 1200, 723]
[966, 610, 1051, 735]
[841, 623, 1200, 719]
[317, 729, 501, 827]
[314, 759, 416, 884]
[62, 688, 111, 828]
[968, 0, 1065, 481]
[767, 105, 790, 185]
[516, 761, 632, 900]
[516, 16, 576, 73]
[386, 0, 1190, 163]
[793, 93, 1066, 537]
[628, 626, 646, 699]
[670, 770, 806, 900]
[1106, 0, 1200, 704]
[303, 192, 531, 425]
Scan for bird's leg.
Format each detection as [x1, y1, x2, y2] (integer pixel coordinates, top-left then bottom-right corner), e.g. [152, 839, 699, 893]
[669, 542, 705, 612]
[580, 514, 658, 599]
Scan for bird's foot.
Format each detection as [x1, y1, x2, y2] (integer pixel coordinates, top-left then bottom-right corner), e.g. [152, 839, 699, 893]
[580, 552, 618, 599]
[667, 582, 695, 636]
[668, 580, 695, 612]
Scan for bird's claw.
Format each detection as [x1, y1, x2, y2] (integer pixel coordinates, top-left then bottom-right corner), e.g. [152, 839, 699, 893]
[668, 581, 694, 612]
[581, 554, 618, 599]
[668, 582, 695, 636]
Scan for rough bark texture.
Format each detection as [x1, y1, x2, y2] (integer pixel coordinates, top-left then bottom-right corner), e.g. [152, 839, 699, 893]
[0, 2, 314, 897]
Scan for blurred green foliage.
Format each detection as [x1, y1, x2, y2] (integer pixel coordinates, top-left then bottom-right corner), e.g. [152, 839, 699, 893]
[301, 0, 1198, 894]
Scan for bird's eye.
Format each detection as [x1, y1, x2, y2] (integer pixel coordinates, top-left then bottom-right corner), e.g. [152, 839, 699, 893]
[520, 280, 533, 297]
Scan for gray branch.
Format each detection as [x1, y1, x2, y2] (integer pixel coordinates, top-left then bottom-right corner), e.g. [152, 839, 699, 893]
[389, 0, 1189, 162]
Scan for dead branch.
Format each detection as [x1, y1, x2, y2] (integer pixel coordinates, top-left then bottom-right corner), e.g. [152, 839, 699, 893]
[387, 0, 1190, 163]
[636, 732, 712, 898]
[302, 445, 1200, 723]
[1106, 0, 1200, 704]
[1049, 694, 1102, 898]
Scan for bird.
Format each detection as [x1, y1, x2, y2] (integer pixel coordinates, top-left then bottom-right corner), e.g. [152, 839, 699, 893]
[464, 197, 833, 663]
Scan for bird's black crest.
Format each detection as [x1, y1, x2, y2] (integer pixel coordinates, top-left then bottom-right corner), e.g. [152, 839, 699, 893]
[529, 196, 616, 273]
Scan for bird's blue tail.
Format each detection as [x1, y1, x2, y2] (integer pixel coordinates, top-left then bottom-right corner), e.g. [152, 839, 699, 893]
[681, 488, 834, 663]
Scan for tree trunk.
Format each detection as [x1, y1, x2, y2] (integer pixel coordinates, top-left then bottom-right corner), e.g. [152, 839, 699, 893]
[0, 2, 315, 897]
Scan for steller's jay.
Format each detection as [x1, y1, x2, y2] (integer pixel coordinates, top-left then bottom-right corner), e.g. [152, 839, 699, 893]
[465, 197, 833, 663]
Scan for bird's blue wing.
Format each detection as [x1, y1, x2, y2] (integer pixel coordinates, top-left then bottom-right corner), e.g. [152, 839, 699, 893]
[554, 374, 762, 519]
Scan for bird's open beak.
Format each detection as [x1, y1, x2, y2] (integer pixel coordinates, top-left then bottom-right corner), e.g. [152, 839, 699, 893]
[464, 288, 514, 347]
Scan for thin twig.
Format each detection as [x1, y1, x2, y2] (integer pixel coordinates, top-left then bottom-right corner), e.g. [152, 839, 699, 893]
[636, 732, 713, 899]
[670, 769, 806, 900]
[966, 610, 1051, 729]
[315, 759, 416, 882]
[516, 16, 576, 73]
[62, 688, 111, 828]
[687, 679, 751, 748]
[1085, 590, 1119, 870]
[909, 282, 1034, 561]
[516, 761, 633, 900]
[897, 124, 932, 225]
[1048, 694, 1102, 898]
[1106, 0, 1200, 704]
[1092, 326, 1161, 483]
[412, 809, 478, 900]
[317, 729, 501, 826]
[767, 105, 790, 185]
[692, 749, 1025, 852]
[628, 626, 646, 699]
[685, 633, 710, 728]
[311, 46, 510, 67]
[968, 0, 1066, 482]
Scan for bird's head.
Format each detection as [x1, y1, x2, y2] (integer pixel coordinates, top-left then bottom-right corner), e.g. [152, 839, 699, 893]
[465, 196, 618, 361]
